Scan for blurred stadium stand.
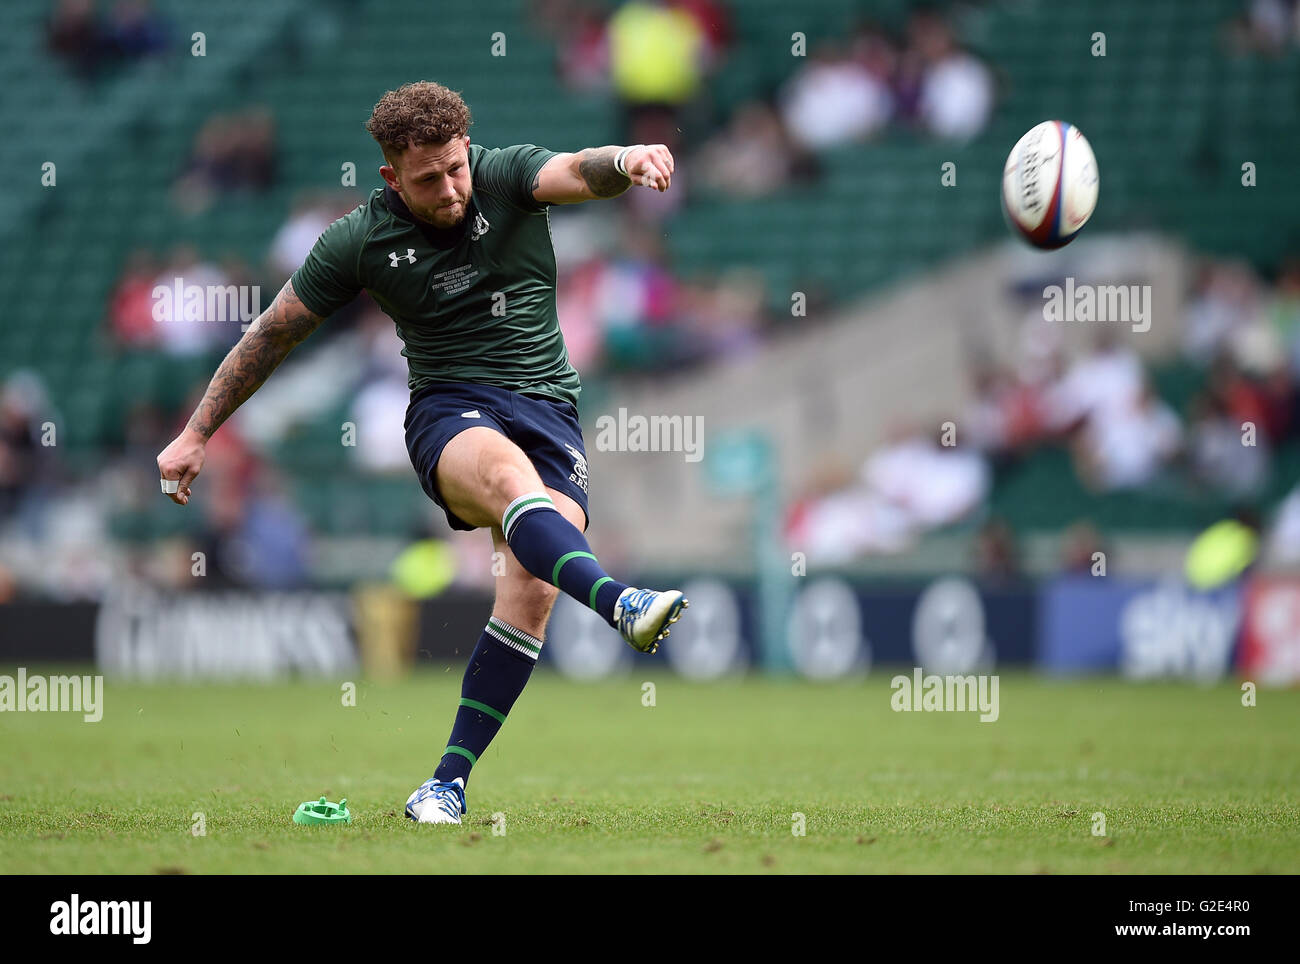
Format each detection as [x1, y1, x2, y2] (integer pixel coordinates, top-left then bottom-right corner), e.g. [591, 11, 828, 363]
[2, 0, 1300, 597]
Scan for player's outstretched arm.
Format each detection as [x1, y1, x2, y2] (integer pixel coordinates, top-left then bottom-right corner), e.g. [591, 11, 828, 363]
[156, 279, 324, 505]
[531, 144, 675, 204]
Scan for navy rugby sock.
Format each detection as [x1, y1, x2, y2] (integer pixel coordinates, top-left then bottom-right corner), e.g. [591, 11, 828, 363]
[500, 492, 628, 625]
[433, 620, 540, 786]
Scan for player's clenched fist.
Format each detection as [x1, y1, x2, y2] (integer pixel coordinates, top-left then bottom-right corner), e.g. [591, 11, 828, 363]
[156, 428, 206, 505]
[625, 144, 675, 192]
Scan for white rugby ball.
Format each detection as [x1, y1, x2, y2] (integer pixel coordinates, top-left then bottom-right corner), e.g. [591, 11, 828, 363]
[1001, 120, 1098, 249]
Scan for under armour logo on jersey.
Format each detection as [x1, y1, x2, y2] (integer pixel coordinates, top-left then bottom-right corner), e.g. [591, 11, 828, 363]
[470, 213, 491, 242]
[388, 249, 417, 267]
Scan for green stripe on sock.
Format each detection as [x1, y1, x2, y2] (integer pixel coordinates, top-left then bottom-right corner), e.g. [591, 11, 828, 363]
[552, 550, 597, 587]
[502, 495, 553, 538]
[487, 618, 541, 655]
[589, 576, 612, 612]
[459, 697, 506, 725]
[443, 745, 478, 766]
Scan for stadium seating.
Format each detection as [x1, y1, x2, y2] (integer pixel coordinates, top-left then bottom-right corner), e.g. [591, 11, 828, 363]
[3, 0, 1298, 544]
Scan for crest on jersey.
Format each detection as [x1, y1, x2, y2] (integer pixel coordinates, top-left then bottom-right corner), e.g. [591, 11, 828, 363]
[564, 443, 589, 494]
[388, 249, 417, 267]
[471, 212, 491, 242]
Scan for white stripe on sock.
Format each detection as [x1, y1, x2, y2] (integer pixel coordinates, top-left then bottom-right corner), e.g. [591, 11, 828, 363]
[485, 621, 541, 661]
[501, 491, 555, 541]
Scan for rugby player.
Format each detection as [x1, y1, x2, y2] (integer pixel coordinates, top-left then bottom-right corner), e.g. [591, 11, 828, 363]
[157, 81, 688, 825]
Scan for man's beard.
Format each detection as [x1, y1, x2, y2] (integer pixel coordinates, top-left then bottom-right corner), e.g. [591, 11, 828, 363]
[417, 191, 470, 228]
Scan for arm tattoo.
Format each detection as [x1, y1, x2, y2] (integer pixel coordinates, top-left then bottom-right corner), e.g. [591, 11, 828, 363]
[185, 280, 324, 439]
[577, 146, 631, 198]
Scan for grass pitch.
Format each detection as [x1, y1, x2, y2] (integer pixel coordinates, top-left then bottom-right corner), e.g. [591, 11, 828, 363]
[1, 668, 1297, 874]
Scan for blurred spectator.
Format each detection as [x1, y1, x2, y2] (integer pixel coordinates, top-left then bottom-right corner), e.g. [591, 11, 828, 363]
[555, 255, 608, 372]
[1225, 0, 1300, 54]
[550, 215, 804, 374]
[592, 223, 688, 371]
[1209, 354, 1291, 443]
[1185, 509, 1260, 590]
[538, 0, 729, 81]
[694, 99, 818, 198]
[778, 40, 893, 150]
[679, 267, 767, 361]
[863, 422, 990, 529]
[107, 249, 162, 349]
[390, 531, 458, 598]
[1059, 521, 1107, 574]
[234, 470, 312, 589]
[973, 517, 1020, 579]
[354, 306, 409, 384]
[672, 0, 731, 64]
[607, 0, 708, 140]
[1181, 260, 1262, 364]
[784, 471, 913, 561]
[149, 245, 234, 356]
[1188, 390, 1269, 496]
[174, 108, 278, 214]
[350, 376, 413, 474]
[966, 260, 1300, 509]
[348, 307, 427, 475]
[785, 422, 990, 561]
[105, 0, 169, 60]
[850, 20, 901, 88]
[897, 8, 993, 141]
[269, 195, 345, 281]
[1073, 380, 1183, 491]
[48, 0, 106, 80]
[193, 467, 310, 590]
[1265, 480, 1300, 565]
[47, 0, 169, 82]
[963, 360, 1050, 455]
[1043, 332, 1144, 434]
[553, 4, 611, 93]
[0, 373, 58, 523]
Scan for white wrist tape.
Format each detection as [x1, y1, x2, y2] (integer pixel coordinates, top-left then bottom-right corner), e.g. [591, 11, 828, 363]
[614, 145, 641, 178]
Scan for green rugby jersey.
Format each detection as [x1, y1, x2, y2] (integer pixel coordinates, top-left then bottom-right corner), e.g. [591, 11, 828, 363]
[291, 143, 582, 408]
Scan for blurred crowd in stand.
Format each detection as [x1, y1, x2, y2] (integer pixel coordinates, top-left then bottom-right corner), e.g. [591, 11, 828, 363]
[7, 0, 1296, 601]
[785, 255, 1300, 572]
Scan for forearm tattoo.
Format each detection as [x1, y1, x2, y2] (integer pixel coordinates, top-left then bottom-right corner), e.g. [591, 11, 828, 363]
[185, 280, 323, 439]
[577, 146, 632, 198]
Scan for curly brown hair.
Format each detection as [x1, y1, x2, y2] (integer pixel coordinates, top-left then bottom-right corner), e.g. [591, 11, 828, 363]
[365, 82, 472, 158]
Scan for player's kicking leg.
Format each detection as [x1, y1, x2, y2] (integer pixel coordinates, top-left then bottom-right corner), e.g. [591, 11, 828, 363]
[405, 426, 687, 824]
[436, 426, 687, 653]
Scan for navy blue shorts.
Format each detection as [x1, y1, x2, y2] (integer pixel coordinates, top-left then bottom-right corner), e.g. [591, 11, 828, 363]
[404, 381, 589, 533]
